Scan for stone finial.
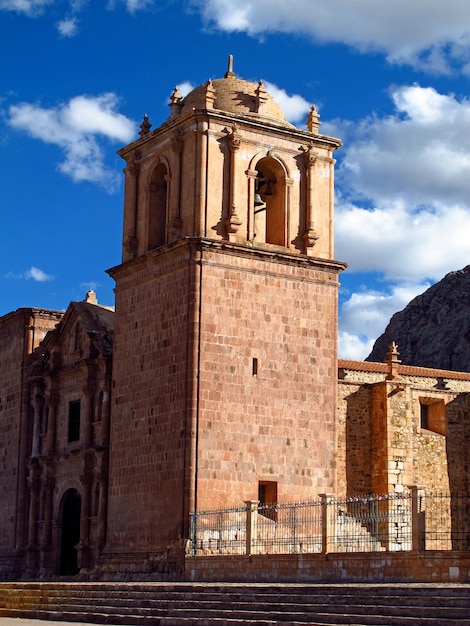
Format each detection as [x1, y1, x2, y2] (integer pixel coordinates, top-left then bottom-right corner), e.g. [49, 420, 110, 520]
[205, 79, 216, 109]
[307, 105, 321, 134]
[85, 290, 98, 305]
[138, 114, 151, 138]
[386, 341, 403, 380]
[169, 86, 183, 118]
[225, 54, 235, 78]
[255, 80, 269, 113]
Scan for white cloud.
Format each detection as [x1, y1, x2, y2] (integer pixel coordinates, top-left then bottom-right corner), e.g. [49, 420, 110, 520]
[336, 86, 470, 209]
[80, 281, 100, 291]
[333, 85, 470, 282]
[26, 266, 54, 282]
[177, 81, 195, 98]
[336, 201, 470, 283]
[333, 89, 470, 354]
[333, 83, 470, 358]
[263, 81, 310, 124]
[0, 0, 52, 15]
[338, 282, 429, 360]
[194, 0, 470, 73]
[8, 93, 135, 191]
[57, 16, 78, 37]
[107, 0, 155, 12]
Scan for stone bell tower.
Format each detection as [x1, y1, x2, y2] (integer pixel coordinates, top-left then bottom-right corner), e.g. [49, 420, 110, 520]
[103, 58, 346, 576]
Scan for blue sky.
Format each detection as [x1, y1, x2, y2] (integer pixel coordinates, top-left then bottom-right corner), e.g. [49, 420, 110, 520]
[2, 0, 470, 360]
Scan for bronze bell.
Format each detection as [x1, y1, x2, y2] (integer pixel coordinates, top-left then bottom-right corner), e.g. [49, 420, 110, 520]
[254, 193, 265, 207]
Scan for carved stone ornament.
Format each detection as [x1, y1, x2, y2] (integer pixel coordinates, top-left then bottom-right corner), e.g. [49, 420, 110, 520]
[171, 134, 184, 155]
[205, 79, 216, 109]
[167, 216, 183, 239]
[386, 341, 403, 381]
[255, 80, 268, 112]
[124, 236, 138, 255]
[224, 204, 243, 234]
[223, 124, 241, 151]
[127, 153, 141, 177]
[307, 105, 321, 134]
[300, 143, 317, 168]
[138, 114, 152, 138]
[169, 86, 183, 118]
[303, 221, 319, 248]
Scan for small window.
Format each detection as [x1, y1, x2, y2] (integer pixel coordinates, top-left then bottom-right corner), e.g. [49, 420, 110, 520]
[258, 480, 278, 521]
[68, 400, 81, 442]
[419, 399, 446, 435]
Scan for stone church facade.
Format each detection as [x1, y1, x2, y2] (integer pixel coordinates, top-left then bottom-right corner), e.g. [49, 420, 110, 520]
[1, 61, 469, 580]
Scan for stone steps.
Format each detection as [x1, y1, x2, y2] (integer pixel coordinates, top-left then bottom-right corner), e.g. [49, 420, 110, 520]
[1, 582, 470, 625]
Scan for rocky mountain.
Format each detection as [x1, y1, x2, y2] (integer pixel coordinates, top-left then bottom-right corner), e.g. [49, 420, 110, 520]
[366, 265, 470, 372]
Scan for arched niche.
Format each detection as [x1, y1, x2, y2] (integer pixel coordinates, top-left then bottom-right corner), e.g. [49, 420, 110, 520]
[147, 160, 169, 251]
[254, 156, 287, 246]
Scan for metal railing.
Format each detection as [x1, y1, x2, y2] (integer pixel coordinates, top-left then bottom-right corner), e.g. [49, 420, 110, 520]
[421, 492, 470, 551]
[188, 490, 470, 556]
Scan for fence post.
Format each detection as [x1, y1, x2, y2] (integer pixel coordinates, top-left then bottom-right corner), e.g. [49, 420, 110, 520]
[244, 500, 258, 556]
[409, 485, 424, 552]
[320, 493, 334, 554]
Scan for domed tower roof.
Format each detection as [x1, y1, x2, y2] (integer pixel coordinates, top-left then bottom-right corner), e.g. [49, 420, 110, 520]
[172, 56, 294, 128]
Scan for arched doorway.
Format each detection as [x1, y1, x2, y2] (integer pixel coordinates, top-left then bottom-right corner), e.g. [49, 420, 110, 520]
[60, 489, 81, 575]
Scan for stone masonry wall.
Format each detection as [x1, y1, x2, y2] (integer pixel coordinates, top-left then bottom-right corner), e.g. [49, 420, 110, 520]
[106, 243, 194, 560]
[0, 309, 61, 578]
[0, 311, 28, 563]
[195, 243, 342, 507]
[338, 362, 470, 499]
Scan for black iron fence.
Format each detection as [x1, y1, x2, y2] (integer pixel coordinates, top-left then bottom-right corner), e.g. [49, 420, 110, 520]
[188, 490, 470, 556]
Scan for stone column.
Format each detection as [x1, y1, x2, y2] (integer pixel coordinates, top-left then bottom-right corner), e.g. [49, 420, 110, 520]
[99, 388, 111, 446]
[285, 177, 293, 248]
[224, 125, 243, 241]
[26, 462, 41, 574]
[194, 120, 208, 237]
[30, 385, 44, 458]
[122, 156, 139, 261]
[409, 485, 425, 552]
[39, 474, 55, 574]
[168, 135, 183, 240]
[46, 393, 58, 455]
[83, 388, 94, 448]
[320, 493, 334, 554]
[96, 472, 108, 551]
[302, 143, 319, 255]
[244, 500, 258, 557]
[77, 467, 93, 569]
[246, 169, 258, 243]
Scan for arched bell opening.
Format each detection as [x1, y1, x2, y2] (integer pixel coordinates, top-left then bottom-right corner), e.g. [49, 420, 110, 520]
[147, 161, 169, 251]
[254, 157, 286, 246]
[59, 488, 81, 576]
